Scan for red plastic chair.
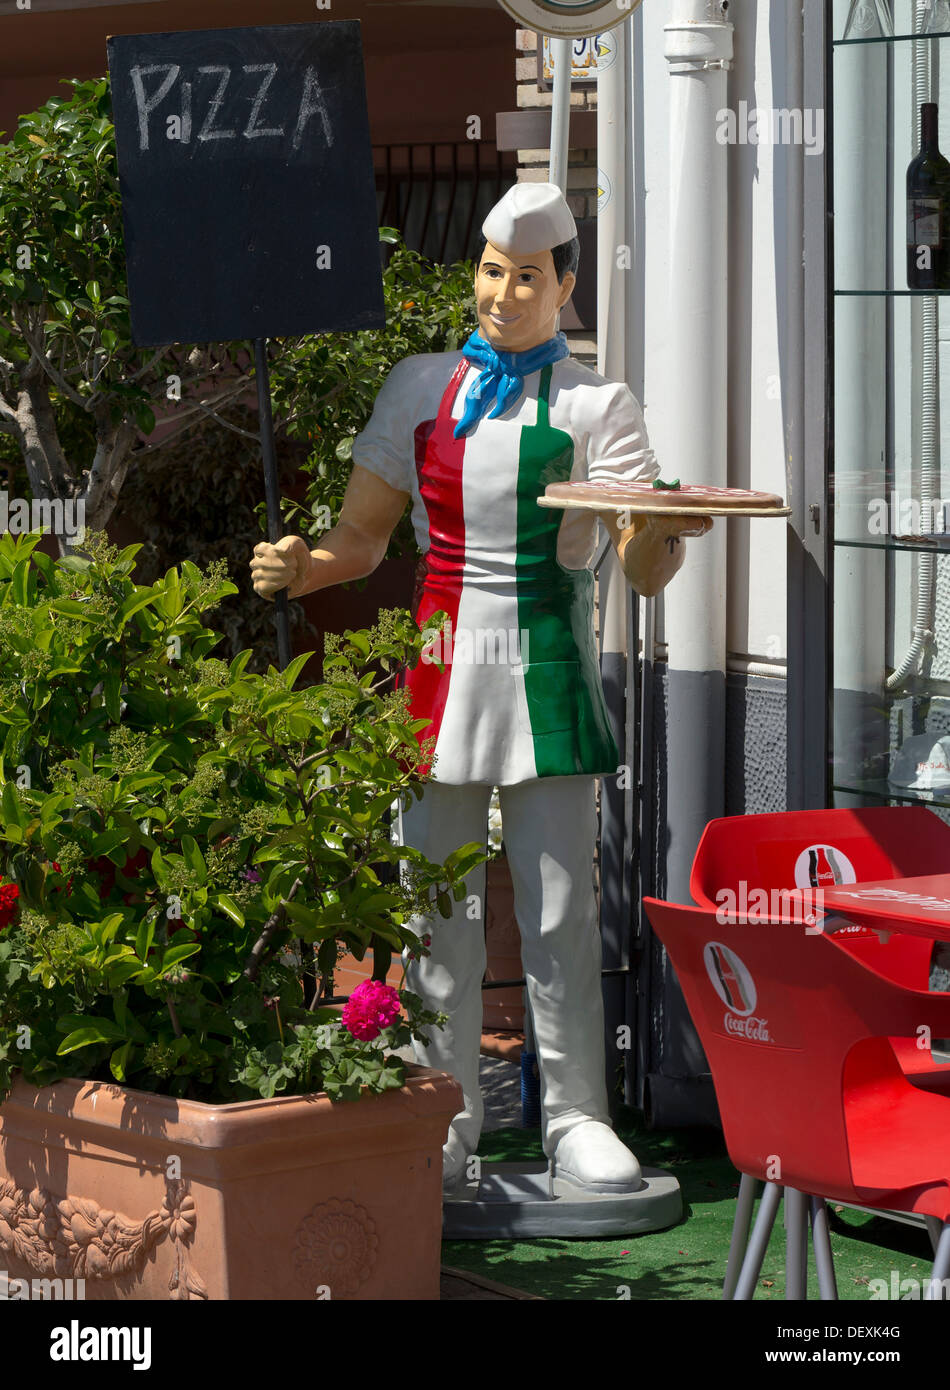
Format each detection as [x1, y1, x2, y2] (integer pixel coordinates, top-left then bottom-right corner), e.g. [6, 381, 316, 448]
[642, 897, 950, 1300]
[690, 805, 950, 915]
[690, 806, 950, 1054]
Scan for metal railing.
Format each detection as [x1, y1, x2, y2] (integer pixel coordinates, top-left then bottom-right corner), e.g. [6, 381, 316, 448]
[373, 141, 517, 265]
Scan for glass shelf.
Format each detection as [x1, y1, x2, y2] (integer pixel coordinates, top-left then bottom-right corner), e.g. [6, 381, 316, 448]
[834, 32, 950, 46]
[835, 537, 950, 553]
[833, 779, 950, 808]
[835, 289, 950, 296]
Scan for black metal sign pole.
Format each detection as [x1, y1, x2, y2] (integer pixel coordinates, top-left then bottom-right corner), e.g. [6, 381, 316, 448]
[254, 336, 292, 671]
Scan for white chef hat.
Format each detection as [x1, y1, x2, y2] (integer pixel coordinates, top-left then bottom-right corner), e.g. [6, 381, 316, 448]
[481, 182, 577, 255]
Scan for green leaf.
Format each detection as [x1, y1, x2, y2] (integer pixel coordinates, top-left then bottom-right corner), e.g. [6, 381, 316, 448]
[1, 781, 26, 829]
[10, 559, 30, 605]
[134, 403, 157, 434]
[57, 1024, 124, 1055]
[153, 942, 201, 978]
[215, 893, 245, 927]
[134, 916, 155, 963]
[47, 598, 95, 620]
[103, 669, 122, 722]
[282, 900, 322, 930]
[116, 585, 162, 628]
[181, 834, 207, 881]
[281, 652, 312, 690]
[109, 1040, 132, 1081]
[56, 554, 91, 574]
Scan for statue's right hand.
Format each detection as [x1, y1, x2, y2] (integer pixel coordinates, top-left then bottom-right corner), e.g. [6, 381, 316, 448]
[250, 536, 312, 600]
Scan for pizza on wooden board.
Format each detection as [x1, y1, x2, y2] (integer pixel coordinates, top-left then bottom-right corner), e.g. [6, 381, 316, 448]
[538, 480, 791, 517]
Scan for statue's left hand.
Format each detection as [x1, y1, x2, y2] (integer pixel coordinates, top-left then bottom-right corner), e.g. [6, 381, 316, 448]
[602, 512, 714, 597]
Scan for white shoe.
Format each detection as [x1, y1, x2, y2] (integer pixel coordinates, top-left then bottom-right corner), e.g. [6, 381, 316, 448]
[441, 1130, 472, 1196]
[551, 1121, 642, 1195]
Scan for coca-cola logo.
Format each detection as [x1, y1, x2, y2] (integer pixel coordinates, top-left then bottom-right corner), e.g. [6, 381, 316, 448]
[723, 1013, 772, 1042]
[703, 941, 757, 1016]
[793, 843, 857, 890]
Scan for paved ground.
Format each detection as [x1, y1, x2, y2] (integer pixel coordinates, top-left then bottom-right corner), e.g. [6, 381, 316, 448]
[479, 1053, 524, 1131]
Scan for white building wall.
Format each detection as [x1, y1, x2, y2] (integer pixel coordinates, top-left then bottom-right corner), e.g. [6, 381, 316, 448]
[635, 0, 793, 670]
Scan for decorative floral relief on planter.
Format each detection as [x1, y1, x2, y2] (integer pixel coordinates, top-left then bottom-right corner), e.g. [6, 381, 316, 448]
[0, 1175, 207, 1300]
[293, 1198, 378, 1296]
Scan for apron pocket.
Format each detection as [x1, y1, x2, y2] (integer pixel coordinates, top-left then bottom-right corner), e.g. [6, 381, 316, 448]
[519, 660, 582, 736]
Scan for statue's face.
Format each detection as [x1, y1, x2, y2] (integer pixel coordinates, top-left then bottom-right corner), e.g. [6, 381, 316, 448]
[474, 242, 575, 353]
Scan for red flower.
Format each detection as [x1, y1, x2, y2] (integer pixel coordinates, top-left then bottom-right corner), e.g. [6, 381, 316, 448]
[340, 980, 401, 1042]
[89, 847, 148, 903]
[50, 861, 74, 896]
[0, 881, 19, 930]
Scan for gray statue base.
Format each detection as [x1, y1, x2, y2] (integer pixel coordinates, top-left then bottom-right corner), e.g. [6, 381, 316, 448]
[442, 1161, 682, 1239]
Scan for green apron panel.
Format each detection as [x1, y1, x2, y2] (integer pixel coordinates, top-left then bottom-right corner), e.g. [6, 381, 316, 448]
[515, 364, 621, 778]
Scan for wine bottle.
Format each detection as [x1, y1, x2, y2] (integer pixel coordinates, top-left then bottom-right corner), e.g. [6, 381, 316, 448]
[907, 103, 950, 291]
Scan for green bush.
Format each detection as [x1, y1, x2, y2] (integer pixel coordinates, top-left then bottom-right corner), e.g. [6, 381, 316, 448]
[0, 530, 484, 1103]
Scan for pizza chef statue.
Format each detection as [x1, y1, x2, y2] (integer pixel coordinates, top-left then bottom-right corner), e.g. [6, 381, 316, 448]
[251, 183, 712, 1195]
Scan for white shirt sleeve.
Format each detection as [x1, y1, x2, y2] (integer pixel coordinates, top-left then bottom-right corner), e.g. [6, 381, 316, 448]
[350, 357, 417, 494]
[556, 379, 661, 570]
[586, 381, 660, 485]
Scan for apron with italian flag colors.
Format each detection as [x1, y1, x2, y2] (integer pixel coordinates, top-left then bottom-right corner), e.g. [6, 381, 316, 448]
[402, 356, 619, 784]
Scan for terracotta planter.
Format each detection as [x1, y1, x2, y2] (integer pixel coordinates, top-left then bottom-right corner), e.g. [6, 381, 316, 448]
[483, 855, 525, 1032]
[0, 1066, 460, 1301]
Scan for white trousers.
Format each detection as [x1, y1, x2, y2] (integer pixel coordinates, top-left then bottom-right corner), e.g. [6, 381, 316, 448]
[401, 777, 610, 1159]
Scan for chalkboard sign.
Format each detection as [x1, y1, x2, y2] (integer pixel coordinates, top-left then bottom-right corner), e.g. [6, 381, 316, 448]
[107, 22, 386, 346]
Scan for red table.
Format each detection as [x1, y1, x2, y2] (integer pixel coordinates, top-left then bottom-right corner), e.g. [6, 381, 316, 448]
[793, 873, 950, 943]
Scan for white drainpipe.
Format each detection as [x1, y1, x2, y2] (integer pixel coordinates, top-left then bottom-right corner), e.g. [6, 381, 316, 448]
[661, 0, 732, 908]
[598, 19, 630, 666]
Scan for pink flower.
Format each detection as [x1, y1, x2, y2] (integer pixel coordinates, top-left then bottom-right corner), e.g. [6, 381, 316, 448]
[341, 980, 401, 1042]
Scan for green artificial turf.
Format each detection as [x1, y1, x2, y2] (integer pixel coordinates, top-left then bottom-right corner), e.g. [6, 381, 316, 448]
[441, 1107, 936, 1302]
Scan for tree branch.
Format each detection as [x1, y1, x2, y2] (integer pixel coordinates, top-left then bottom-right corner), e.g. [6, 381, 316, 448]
[12, 306, 87, 408]
[189, 398, 262, 440]
[242, 876, 303, 982]
[129, 378, 256, 457]
[82, 419, 137, 528]
[127, 346, 170, 384]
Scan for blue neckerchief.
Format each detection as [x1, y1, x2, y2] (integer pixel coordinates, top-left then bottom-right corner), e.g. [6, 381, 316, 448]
[453, 330, 570, 439]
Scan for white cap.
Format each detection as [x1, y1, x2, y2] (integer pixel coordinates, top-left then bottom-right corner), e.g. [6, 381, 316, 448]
[481, 182, 577, 256]
[888, 733, 950, 791]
